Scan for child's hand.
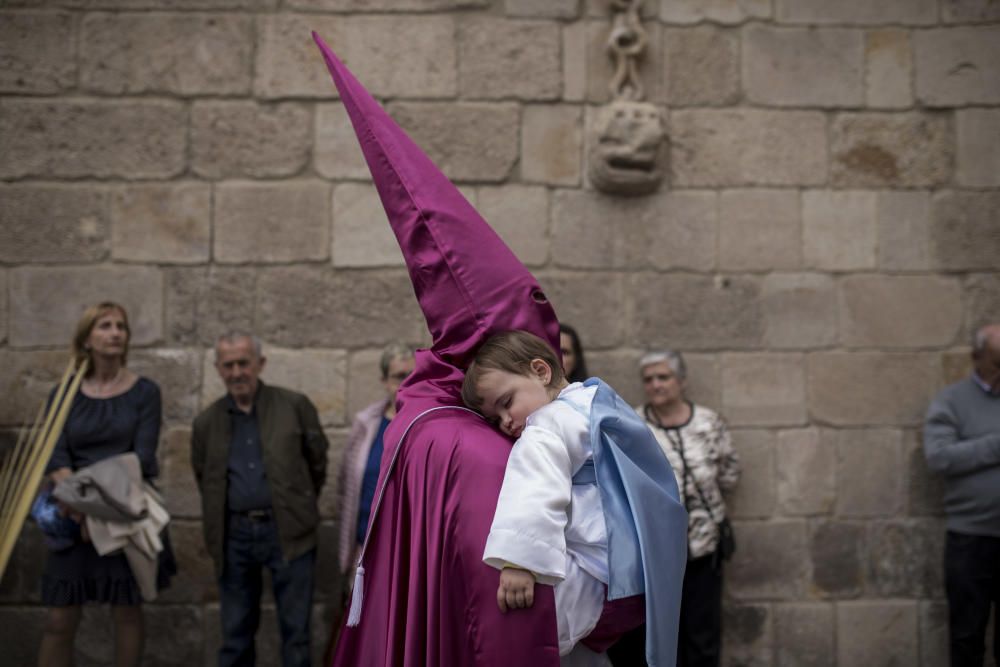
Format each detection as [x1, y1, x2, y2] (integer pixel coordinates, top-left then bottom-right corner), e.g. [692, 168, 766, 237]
[497, 567, 535, 613]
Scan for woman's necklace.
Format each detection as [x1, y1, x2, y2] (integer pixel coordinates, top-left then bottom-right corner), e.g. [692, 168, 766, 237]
[86, 368, 124, 398]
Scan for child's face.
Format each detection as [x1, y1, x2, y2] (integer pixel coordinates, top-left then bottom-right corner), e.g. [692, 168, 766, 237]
[475, 360, 553, 439]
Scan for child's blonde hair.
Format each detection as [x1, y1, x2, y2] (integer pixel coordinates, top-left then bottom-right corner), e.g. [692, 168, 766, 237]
[461, 330, 566, 411]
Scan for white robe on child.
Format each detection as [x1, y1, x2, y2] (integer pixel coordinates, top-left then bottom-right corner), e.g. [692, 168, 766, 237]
[483, 383, 608, 656]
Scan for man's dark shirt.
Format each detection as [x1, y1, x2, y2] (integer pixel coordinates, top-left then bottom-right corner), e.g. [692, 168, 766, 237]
[225, 394, 273, 513]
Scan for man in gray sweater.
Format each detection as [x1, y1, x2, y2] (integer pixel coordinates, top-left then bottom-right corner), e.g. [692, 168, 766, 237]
[924, 323, 1000, 667]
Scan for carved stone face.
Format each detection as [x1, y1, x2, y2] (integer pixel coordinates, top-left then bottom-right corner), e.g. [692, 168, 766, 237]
[588, 100, 666, 196]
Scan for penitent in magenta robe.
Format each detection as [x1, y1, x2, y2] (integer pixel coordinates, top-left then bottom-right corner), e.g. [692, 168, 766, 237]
[312, 33, 643, 667]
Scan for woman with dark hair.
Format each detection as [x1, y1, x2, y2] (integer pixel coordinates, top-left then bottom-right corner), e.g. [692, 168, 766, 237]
[559, 324, 589, 383]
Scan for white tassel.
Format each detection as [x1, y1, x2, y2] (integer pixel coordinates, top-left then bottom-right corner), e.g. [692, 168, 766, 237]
[346, 565, 365, 627]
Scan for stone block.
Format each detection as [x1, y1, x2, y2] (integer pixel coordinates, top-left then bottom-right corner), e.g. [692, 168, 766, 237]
[0, 99, 186, 179]
[521, 105, 582, 186]
[505, 0, 579, 17]
[0, 607, 46, 666]
[915, 27, 1000, 106]
[907, 429, 945, 517]
[965, 273, 1000, 337]
[774, 603, 834, 667]
[743, 26, 864, 107]
[940, 348, 972, 386]
[562, 22, 587, 102]
[0, 522, 45, 603]
[866, 519, 943, 598]
[930, 191, 1000, 271]
[164, 266, 256, 346]
[660, 0, 770, 24]
[255, 267, 426, 348]
[831, 113, 953, 187]
[536, 271, 627, 349]
[331, 183, 403, 269]
[191, 101, 311, 179]
[802, 191, 877, 271]
[727, 519, 807, 600]
[585, 21, 663, 103]
[157, 520, 216, 604]
[129, 348, 202, 425]
[664, 26, 739, 106]
[878, 191, 934, 271]
[0, 11, 75, 94]
[776, 0, 936, 24]
[315, 103, 370, 180]
[775, 427, 835, 515]
[0, 184, 108, 264]
[111, 183, 210, 264]
[346, 349, 389, 425]
[837, 601, 919, 666]
[721, 354, 807, 427]
[387, 101, 519, 182]
[722, 603, 773, 667]
[458, 18, 560, 100]
[920, 601, 949, 667]
[143, 604, 204, 667]
[287, 0, 486, 8]
[256, 15, 456, 99]
[0, 270, 6, 344]
[839, 275, 963, 348]
[201, 347, 347, 426]
[0, 350, 71, 426]
[477, 185, 551, 267]
[807, 352, 940, 426]
[670, 110, 827, 186]
[628, 273, 764, 350]
[552, 190, 716, 271]
[943, 0, 1000, 21]
[9, 266, 163, 347]
[866, 29, 913, 108]
[809, 521, 865, 598]
[214, 181, 331, 264]
[957, 109, 1000, 187]
[726, 429, 775, 519]
[718, 189, 801, 272]
[761, 274, 838, 350]
[317, 427, 348, 520]
[158, 427, 201, 519]
[80, 13, 251, 95]
[835, 428, 904, 517]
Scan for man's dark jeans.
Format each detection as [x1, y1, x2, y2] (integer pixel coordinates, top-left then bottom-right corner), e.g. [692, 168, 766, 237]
[945, 531, 1000, 667]
[219, 512, 315, 667]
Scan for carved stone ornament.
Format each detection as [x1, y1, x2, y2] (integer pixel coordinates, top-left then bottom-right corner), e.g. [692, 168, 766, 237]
[588, 99, 666, 196]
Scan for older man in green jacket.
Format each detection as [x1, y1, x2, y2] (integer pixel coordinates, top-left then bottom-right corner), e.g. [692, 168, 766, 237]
[191, 332, 329, 667]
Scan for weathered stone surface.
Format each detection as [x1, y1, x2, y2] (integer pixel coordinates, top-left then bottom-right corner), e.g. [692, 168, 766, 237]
[315, 103, 370, 180]
[762, 274, 838, 350]
[0, 184, 108, 263]
[915, 27, 1000, 106]
[670, 110, 827, 186]
[774, 603, 834, 667]
[942, 0, 1000, 21]
[0, 523, 45, 603]
[722, 603, 773, 667]
[346, 349, 390, 425]
[878, 191, 934, 271]
[0, 607, 46, 666]
[214, 181, 331, 264]
[255, 268, 425, 348]
[10, 0, 276, 9]
[387, 102, 519, 182]
[719, 189, 800, 272]
[537, 271, 627, 349]
[664, 26, 739, 106]
[0, 350, 70, 426]
[743, 26, 864, 107]
[9, 266, 163, 347]
[831, 113, 953, 187]
[129, 349, 202, 425]
[505, 0, 578, 17]
[837, 601, 919, 666]
[835, 428, 904, 517]
[629, 273, 764, 350]
[157, 520, 216, 604]
[965, 273, 1000, 337]
[726, 429, 775, 519]
[584, 21, 664, 103]
[0, 270, 6, 344]
[807, 352, 940, 426]
[289, 0, 485, 8]
[332, 183, 403, 268]
[727, 520, 807, 599]
[776, 0, 936, 24]
[775, 428, 835, 515]
[191, 102, 311, 179]
[80, 13, 251, 95]
[957, 109, 1000, 187]
[660, 0, 770, 24]
[906, 428, 945, 516]
[809, 521, 865, 598]
[941, 348, 973, 386]
[318, 427, 348, 519]
[201, 347, 347, 426]
[458, 18, 559, 100]
[255, 15, 456, 99]
[165, 266, 256, 346]
[920, 601, 949, 667]
[478, 185, 550, 267]
[721, 354, 807, 427]
[0, 11, 75, 94]
[159, 427, 202, 519]
[930, 191, 1000, 271]
[562, 22, 586, 102]
[142, 604, 204, 667]
[839, 275, 963, 348]
[866, 519, 943, 597]
[111, 183, 210, 264]
[866, 29, 913, 108]
[553, 190, 716, 270]
[0, 99, 186, 179]
[521, 105, 582, 186]
[802, 191, 877, 271]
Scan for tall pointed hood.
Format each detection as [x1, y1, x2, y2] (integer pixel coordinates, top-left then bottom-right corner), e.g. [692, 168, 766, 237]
[313, 32, 559, 369]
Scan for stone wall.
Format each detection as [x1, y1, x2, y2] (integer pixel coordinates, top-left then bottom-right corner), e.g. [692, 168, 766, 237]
[1, 0, 998, 665]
